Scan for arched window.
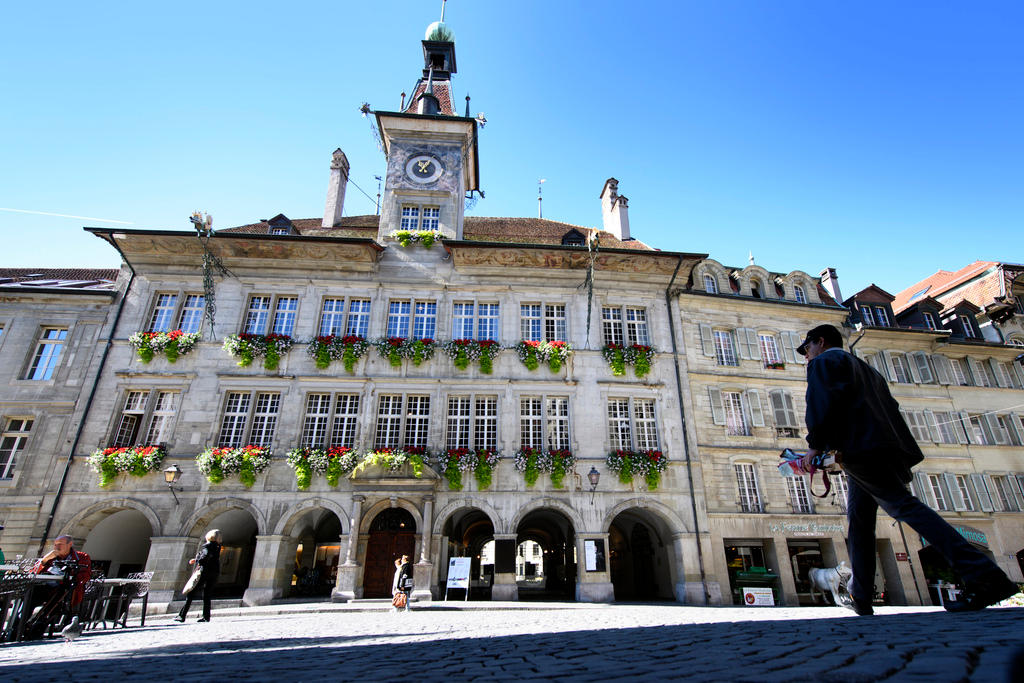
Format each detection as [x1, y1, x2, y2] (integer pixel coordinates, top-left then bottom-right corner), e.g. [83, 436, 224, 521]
[750, 279, 762, 299]
[794, 285, 806, 304]
[703, 273, 718, 294]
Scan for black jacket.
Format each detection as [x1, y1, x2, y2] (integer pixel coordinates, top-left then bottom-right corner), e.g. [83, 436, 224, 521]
[804, 347, 923, 480]
[195, 541, 221, 577]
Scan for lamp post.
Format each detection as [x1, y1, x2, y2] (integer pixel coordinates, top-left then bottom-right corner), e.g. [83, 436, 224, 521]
[588, 467, 600, 505]
[163, 464, 183, 504]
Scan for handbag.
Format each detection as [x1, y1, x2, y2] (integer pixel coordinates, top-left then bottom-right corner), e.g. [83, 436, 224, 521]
[392, 592, 407, 608]
[183, 566, 203, 594]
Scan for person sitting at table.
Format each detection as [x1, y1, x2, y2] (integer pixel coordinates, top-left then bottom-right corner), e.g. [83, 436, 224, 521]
[23, 535, 92, 637]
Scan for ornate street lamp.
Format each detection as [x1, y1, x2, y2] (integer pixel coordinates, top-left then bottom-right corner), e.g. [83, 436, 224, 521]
[588, 467, 600, 505]
[163, 464, 183, 504]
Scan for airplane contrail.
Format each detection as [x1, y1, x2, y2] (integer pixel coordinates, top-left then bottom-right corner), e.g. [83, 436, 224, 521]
[0, 208, 134, 225]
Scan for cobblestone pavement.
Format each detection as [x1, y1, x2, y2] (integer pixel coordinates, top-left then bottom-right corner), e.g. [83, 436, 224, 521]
[2, 604, 1022, 682]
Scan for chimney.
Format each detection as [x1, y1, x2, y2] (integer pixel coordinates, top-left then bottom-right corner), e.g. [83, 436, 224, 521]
[600, 178, 631, 241]
[820, 267, 843, 304]
[322, 148, 350, 228]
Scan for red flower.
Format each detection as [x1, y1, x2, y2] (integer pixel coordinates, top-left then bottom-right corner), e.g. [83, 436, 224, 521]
[387, 337, 405, 347]
[341, 335, 364, 344]
[167, 330, 183, 341]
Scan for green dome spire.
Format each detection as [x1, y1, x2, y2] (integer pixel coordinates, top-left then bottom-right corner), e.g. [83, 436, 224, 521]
[425, 21, 454, 42]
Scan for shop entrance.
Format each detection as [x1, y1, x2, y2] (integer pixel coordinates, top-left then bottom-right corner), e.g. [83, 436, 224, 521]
[787, 540, 826, 605]
[290, 509, 343, 598]
[515, 508, 575, 601]
[440, 508, 495, 600]
[918, 540, 995, 605]
[724, 541, 780, 605]
[362, 508, 416, 598]
[608, 510, 673, 601]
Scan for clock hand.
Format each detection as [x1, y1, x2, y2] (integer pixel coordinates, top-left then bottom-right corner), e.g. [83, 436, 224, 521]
[417, 160, 430, 173]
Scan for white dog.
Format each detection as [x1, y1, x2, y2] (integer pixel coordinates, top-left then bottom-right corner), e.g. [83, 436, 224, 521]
[808, 561, 852, 605]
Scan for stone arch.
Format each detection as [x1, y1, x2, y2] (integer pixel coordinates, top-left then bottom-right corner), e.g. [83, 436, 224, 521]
[695, 259, 729, 295]
[510, 497, 585, 533]
[358, 497, 424, 535]
[782, 270, 821, 304]
[59, 497, 163, 540]
[178, 497, 267, 537]
[274, 497, 349, 536]
[432, 497, 504, 535]
[737, 265, 775, 299]
[600, 498, 690, 536]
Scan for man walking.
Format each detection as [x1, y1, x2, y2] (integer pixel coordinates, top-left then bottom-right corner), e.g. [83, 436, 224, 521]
[796, 324, 1018, 615]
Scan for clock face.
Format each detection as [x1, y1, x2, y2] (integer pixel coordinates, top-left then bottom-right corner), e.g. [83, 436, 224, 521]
[405, 154, 444, 184]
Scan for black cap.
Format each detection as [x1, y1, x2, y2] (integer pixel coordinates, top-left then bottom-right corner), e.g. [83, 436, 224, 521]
[797, 324, 843, 356]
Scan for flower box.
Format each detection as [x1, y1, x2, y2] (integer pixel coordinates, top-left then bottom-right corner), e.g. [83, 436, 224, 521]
[442, 339, 503, 373]
[602, 343, 656, 378]
[355, 448, 426, 477]
[196, 445, 272, 487]
[373, 337, 436, 368]
[306, 335, 369, 372]
[388, 230, 438, 248]
[223, 333, 294, 370]
[285, 446, 358, 489]
[515, 340, 573, 373]
[87, 446, 166, 487]
[129, 330, 200, 364]
[605, 449, 668, 490]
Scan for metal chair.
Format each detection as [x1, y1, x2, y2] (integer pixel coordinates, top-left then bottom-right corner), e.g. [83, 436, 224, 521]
[0, 570, 33, 642]
[114, 572, 154, 627]
[80, 572, 108, 630]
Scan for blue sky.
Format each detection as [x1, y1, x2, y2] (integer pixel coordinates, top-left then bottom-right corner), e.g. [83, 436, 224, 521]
[3, 1, 1022, 298]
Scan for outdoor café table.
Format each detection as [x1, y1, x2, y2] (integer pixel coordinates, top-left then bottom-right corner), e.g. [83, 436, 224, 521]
[3, 573, 63, 642]
[91, 578, 151, 629]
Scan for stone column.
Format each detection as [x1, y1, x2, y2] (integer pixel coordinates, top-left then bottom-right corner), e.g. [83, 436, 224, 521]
[767, 535, 798, 606]
[491, 533, 518, 601]
[333, 495, 364, 602]
[243, 534, 290, 606]
[411, 496, 434, 603]
[575, 533, 615, 603]
[144, 536, 197, 609]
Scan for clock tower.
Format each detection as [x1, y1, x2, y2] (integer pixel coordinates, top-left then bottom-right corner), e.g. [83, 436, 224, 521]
[374, 20, 480, 242]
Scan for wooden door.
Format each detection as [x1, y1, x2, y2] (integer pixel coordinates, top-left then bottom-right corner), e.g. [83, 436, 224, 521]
[363, 532, 416, 597]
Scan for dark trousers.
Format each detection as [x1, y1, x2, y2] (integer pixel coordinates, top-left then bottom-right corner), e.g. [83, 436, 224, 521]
[178, 572, 216, 621]
[844, 460, 1003, 604]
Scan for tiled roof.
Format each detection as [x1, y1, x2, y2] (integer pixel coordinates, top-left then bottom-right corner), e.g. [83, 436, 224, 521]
[404, 80, 455, 116]
[221, 215, 656, 250]
[0, 268, 118, 289]
[892, 261, 999, 313]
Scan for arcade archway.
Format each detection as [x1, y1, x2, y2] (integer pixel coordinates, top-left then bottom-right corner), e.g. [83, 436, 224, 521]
[515, 508, 576, 601]
[288, 508, 343, 597]
[362, 508, 416, 598]
[198, 508, 258, 599]
[440, 507, 495, 599]
[608, 509, 674, 601]
[82, 509, 153, 578]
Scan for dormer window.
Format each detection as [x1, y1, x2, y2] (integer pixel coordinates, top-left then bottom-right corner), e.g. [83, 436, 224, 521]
[561, 229, 586, 247]
[265, 214, 294, 236]
[794, 285, 806, 304]
[750, 279, 763, 299]
[269, 227, 290, 235]
[922, 311, 937, 330]
[873, 307, 890, 327]
[962, 318, 976, 338]
[860, 306, 875, 326]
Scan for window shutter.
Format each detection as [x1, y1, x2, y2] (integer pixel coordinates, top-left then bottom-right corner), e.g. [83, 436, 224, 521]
[923, 410, 941, 443]
[980, 414, 1001, 445]
[1013, 362, 1024, 390]
[958, 411, 972, 444]
[746, 329, 762, 360]
[966, 357, 986, 386]
[944, 473, 966, 511]
[930, 354, 952, 385]
[746, 389, 765, 427]
[1010, 414, 1024, 445]
[708, 386, 726, 425]
[903, 355, 921, 383]
[912, 352, 933, 383]
[792, 332, 807, 364]
[735, 328, 752, 360]
[1008, 475, 1024, 511]
[783, 392, 798, 428]
[879, 351, 896, 381]
[699, 324, 715, 357]
[971, 474, 994, 512]
[988, 359, 1009, 388]
[769, 390, 786, 427]
[915, 472, 938, 509]
[780, 332, 797, 364]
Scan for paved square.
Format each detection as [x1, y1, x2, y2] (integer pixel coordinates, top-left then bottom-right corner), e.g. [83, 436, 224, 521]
[1, 604, 1022, 681]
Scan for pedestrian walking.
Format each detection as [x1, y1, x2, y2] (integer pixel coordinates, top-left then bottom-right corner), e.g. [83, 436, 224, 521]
[392, 555, 412, 612]
[796, 324, 1019, 615]
[175, 529, 222, 623]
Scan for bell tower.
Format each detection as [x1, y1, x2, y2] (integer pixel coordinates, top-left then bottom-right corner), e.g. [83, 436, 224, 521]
[375, 19, 480, 242]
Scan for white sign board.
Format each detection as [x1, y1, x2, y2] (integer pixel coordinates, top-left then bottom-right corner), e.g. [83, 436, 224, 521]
[446, 557, 471, 590]
[742, 587, 775, 606]
[584, 540, 598, 571]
